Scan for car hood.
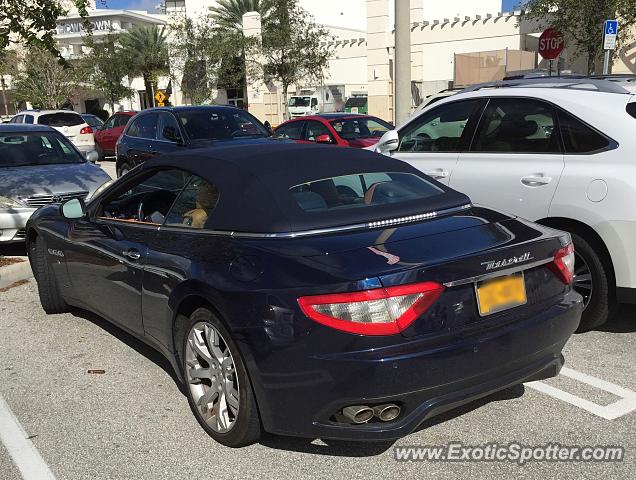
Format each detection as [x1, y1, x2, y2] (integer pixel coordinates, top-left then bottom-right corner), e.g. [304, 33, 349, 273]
[0, 162, 111, 201]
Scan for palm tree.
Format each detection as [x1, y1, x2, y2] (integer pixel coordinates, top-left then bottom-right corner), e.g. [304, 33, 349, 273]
[209, 0, 269, 31]
[120, 25, 169, 108]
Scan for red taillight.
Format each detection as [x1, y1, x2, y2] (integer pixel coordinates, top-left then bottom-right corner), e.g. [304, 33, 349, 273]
[80, 126, 93, 134]
[550, 243, 575, 284]
[298, 281, 445, 336]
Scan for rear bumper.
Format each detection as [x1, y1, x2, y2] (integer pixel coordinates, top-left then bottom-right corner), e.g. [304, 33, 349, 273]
[0, 209, 35, 242]
[242, 291, 582, 441]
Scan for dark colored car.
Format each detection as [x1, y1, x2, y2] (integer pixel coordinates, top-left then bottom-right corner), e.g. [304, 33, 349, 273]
[273, 114, 393, 148]
[26, 144, 582, 447]
[93, 111, 137, 160]
[115, 105, 272, 177]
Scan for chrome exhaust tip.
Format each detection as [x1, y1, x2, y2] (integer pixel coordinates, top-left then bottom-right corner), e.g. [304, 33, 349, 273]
[342, 405, 374, 424]
[373, 404, 401, 422]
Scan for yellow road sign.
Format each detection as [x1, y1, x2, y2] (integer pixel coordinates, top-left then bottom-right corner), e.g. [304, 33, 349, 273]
[154, 90, 166, 104]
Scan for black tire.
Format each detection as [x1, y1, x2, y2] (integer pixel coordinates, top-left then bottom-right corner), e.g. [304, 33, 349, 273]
[32, 237, 69, 314]
[181, 308, 262, 447]
[572, 233, 615, 332]
[117, 161, 132, 178]
[95, 143, 105, 162]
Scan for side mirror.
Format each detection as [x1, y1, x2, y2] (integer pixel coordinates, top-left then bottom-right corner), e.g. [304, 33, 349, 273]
[60, 198, 85, 219]
[86, 150, 99, 163]
[264, 121, 273, 136]
[315, 134, 333, 144]
[376, 129, 400, 154]
[163, 126, 183, 144]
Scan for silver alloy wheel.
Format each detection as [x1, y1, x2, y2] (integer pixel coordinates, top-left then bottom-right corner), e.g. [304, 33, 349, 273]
[185, 321, 240, 433]
[573, 252, 593, 309]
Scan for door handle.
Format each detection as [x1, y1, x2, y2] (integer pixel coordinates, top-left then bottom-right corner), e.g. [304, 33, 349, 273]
[123, 249, 141, 261]
[521, 175, 552, 186]
[425, 169, 449, 179]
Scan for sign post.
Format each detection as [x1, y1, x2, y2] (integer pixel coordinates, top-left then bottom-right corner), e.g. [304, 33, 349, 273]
[603, 20, 618, 75]
[538, 28, 565, 76]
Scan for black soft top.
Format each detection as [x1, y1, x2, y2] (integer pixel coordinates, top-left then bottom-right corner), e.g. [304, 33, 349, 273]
[141, 143, 471, 234]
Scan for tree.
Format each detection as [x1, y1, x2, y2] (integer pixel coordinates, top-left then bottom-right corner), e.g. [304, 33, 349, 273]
[13, 47, 79, 109]
[523, 0, 636, 73]
[80, 33, 134, 113]
[259, 0, 332, 116]
[119, 25, 170, 108]
[0, 49, 18, 115]
[169, 14, 259, 104]
[0, 0, 91, 64]
[209, 0, 270, 31]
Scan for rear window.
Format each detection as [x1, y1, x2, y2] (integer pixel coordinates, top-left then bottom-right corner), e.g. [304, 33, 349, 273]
[38, 112, 84, 127]
[290, 172, 444, 212]
[557, 110, 611, 153]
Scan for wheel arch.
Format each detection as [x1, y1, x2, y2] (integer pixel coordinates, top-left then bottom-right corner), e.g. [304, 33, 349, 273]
[169, 282, 270, 428]
[536, 217, 616, 297]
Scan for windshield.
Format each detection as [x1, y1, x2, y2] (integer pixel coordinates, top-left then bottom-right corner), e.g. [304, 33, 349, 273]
[330, 117, 392, 140]
[289, 97, 311, 107]
[82, 115, 104, 128]
[290, 172, 443, 212]
[39, 112, 84, 127]
[177, 109, 269, 141]
[0, 132, 85, 167]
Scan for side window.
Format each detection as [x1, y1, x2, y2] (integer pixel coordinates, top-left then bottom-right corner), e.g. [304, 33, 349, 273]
[305, 121, 332, 142]
[558, 109, 610, 153]
[99, 169, 190, 224]
[24, 115, 34, 124]
[157, 113, 181, 142]
[273, 122, 304, 140]
[164, 176, 219, 229]
[10, 115, 23, 123]
[103, 116, 117, 130]
[398, 99, 482, 153]
[116, 115, 130, 128]
[311, 98, 318, 108]
[472, 98, 560, 154]
[127, 114, 157, 139]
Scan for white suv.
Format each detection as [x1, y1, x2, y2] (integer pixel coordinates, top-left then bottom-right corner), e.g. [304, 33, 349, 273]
[10, 110, 96, 157]
[374, 78, 636, 331]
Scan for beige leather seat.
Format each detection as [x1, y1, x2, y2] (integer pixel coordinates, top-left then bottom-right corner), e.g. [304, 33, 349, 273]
[183, 182, 219, 229]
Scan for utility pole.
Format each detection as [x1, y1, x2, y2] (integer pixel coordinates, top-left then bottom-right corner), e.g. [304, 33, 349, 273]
[394, 0, 411, 125]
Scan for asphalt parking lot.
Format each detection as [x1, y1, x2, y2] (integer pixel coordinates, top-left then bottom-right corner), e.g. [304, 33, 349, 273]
[0, 275, 634, 480]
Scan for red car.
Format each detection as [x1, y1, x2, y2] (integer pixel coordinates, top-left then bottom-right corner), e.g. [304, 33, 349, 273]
[273, 113, 393, 148]
[94, 111, 137, 160]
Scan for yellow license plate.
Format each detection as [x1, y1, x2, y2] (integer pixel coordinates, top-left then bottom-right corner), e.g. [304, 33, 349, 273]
[475, 273, 527, 316]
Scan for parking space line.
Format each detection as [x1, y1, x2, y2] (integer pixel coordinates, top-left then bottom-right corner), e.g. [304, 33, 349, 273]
[526, 367, 636, 420]
[0, 395, 56, 480]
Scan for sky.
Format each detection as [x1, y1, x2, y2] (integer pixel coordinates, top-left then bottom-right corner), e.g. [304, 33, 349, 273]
[97, 1, 522, 14]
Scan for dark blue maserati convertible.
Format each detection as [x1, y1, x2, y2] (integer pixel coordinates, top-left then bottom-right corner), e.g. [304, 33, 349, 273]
[26, 144, 582, 447]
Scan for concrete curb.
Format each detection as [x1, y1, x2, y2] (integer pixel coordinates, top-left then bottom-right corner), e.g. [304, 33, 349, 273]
[0, 260, 33, 289]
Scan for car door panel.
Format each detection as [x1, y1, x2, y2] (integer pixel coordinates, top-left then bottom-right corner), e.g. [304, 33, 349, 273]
[64, 219, 148, 334]
[450, 98, 565, 221]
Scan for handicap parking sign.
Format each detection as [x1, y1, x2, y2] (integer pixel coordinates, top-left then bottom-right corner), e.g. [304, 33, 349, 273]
[604, 20, 618, 50]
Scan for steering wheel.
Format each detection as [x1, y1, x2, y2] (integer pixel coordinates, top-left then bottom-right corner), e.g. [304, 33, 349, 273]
[137, 190, 177, 223]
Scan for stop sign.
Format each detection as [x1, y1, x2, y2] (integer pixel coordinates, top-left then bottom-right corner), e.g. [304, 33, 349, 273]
[538, 28, 565, 60]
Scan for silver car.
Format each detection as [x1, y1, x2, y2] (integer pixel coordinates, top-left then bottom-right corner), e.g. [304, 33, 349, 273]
[0, 124, 111, 243]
